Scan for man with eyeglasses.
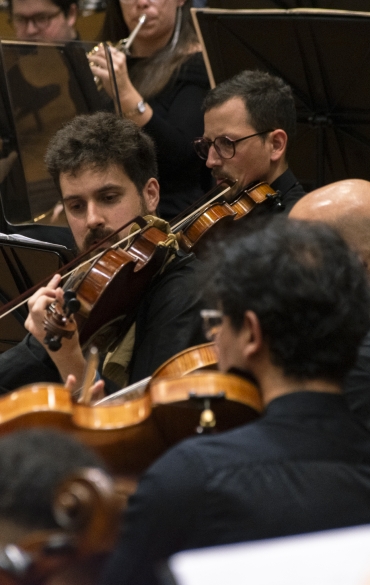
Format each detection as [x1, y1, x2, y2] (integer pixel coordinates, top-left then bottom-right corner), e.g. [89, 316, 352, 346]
[99, 217, 370, 585]
[9, 0, 78, 41]
[193, 70, 305, 214]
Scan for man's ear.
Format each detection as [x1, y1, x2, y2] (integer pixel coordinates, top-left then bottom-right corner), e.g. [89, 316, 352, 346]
[142, 178, 160, 214]
[269, 129, 288, 163]
[67, 3, 78, 27]
[242, 310, 263, 360]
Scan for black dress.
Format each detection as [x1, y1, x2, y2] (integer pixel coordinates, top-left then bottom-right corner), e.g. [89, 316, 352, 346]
[132, 52, 212, 220]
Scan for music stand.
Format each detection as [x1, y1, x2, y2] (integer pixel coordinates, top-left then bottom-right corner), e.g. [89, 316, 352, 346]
[0, 235, 73, 352]
[192, 8, 370, 190]
[0, 40, 105, 228]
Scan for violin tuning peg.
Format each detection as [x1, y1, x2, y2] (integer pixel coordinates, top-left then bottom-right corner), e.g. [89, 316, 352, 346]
[63, 290, 81, 317]
[45, 336, 62, 352]
[65, 298, 81, 317]
[63, 290, 77, 304]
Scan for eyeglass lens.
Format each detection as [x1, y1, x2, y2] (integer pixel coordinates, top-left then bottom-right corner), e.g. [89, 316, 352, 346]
[12, 10, 61, 28]
[200, 310, 223, 341]
[194, 136, 235, 160]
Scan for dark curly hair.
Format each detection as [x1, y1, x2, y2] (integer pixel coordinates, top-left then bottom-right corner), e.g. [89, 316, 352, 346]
[202, 216, 370, 385]
[0, 428, 105, 529]
[45, 111, 158, 193]
[203, 70, 296, 153]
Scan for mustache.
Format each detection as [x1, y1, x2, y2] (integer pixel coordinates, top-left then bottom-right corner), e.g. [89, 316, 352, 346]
[82, 227, 119, 252]
[212, 170, 234, 181]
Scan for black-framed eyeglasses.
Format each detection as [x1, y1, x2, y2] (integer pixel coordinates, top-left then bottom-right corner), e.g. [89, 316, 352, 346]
[200, 309, 223, 341]
[10, 9, 62, 29]
[193, 130, 274, 160]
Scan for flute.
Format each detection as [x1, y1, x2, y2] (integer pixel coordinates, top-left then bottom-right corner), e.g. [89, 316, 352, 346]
[117, 14, 147, 56]
[88, 14, 147, 89]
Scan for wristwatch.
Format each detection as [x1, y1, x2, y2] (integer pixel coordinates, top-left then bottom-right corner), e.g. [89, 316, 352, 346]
[124, 100, 147, 117]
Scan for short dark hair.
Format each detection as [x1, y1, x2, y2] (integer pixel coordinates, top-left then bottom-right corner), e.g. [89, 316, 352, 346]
[203, 70, 296, 149]
[45, 112, 158, 193]
[0, 428, 105, 529]
[8, 0, 77, 17]
[202, 216, 370, 385]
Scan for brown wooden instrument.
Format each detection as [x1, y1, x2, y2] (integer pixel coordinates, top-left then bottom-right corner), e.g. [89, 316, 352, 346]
[43, 218, 173, 353]
[176, 182, 278, 253]
[150, 370, 262, 445]
[0, 468, 123, 585]
[0, 343, 261, 475]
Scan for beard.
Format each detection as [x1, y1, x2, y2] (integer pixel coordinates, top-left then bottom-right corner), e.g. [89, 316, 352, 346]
[82, 227, 120, 254]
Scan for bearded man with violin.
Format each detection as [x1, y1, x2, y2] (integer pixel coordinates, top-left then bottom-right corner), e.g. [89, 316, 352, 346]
[193, 70, 305, 214]
[0, 112, 205, 395]
[99, 217, 370, 585]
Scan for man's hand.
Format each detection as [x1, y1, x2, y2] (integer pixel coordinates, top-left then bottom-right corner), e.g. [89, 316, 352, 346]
[65, 374, 106, 404]
[25, 274, 63, 344]
[25, 275, 87, 386]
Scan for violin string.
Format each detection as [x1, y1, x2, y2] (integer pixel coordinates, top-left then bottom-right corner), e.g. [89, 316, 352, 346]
[171, 183, 234, 232]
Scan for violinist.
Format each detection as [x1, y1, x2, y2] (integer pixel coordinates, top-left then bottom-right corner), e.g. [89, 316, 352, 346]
[0, 112, 205, 394]
[194, 70, 306, 214]
[100, 217, 370, 585]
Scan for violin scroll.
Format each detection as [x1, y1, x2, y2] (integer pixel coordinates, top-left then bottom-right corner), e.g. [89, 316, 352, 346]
[43, 290, 81, 352]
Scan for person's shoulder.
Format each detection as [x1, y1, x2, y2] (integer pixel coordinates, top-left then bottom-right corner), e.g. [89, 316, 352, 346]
[177, 51, 210, 88]
[154, 250, 200, 283]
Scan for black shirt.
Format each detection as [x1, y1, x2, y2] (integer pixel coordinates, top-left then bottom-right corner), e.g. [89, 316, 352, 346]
[0, 251, 205, 393]
[100, 392, 370, 585]
[270, 168, 306, 214]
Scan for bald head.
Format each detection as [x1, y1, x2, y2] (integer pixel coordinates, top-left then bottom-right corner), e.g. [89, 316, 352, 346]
[290, 179, 370, 271]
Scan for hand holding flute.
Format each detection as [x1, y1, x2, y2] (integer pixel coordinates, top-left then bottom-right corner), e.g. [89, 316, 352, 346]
[87, 15, 153, 126]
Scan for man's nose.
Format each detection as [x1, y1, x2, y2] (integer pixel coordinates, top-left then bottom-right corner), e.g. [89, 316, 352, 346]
[206, 144, 222, 169]
[24, 18, 40, 36]
[86, 202, 105, 229]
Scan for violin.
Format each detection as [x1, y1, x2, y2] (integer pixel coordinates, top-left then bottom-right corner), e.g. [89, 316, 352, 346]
[0, 179, 272, 356]
[150, 370, 262, 444]
[43, 217, 175, 353]
[0, 343, 217, 474]
[0, 343, 261, 475]
[175, 181, 278, 253]
[0, 468, 123, 585]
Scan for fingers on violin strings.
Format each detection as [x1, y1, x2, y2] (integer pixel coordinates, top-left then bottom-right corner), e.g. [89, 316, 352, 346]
[89, 379, 106, 403]
[27, 275, 61, 311]
[65, 374, 77, 393]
